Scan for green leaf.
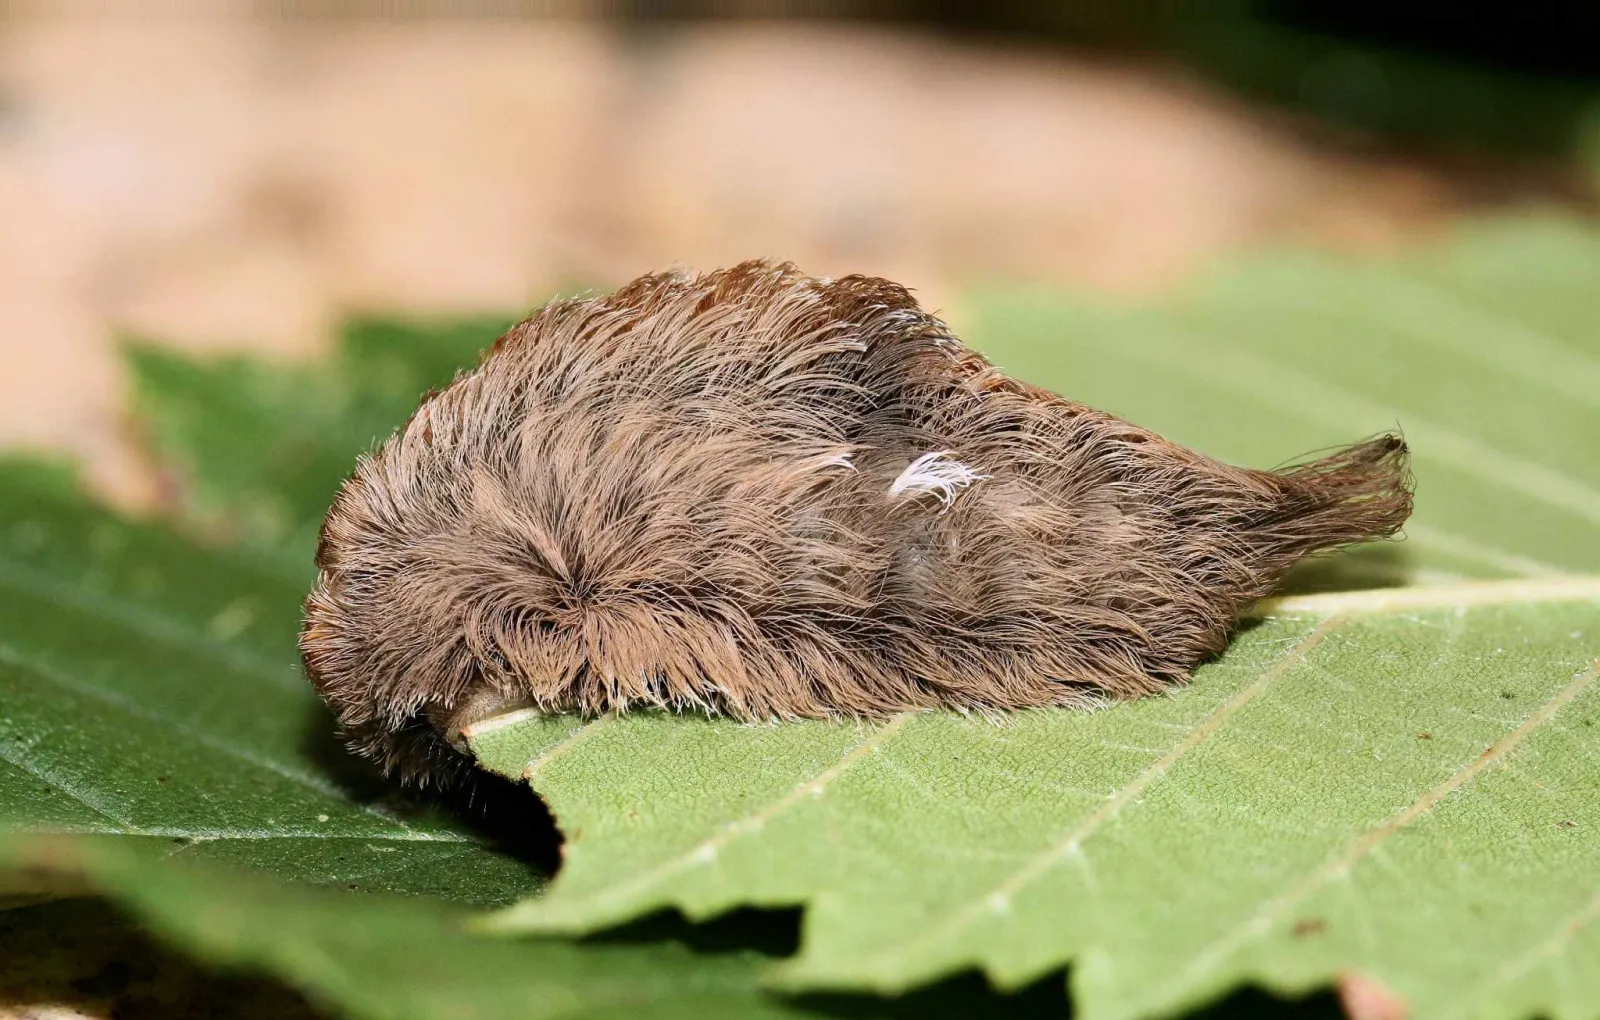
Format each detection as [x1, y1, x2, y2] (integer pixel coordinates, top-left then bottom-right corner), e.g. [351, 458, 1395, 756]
[126, 313, 514, 575]
[0, 465, 544, 906]
[975, 217, 1600, 582]
[87, 217, 1600, 1019]
[0, 835, 807, 1020]
[472, 593, 1600, 1020]
[461, 217, 1600, 1020]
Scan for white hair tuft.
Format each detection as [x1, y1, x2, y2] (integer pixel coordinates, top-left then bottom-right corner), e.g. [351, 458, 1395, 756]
[889, 451, 989, 508]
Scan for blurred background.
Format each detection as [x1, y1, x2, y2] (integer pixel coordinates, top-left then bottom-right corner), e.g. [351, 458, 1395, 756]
[0, 4, 1596, 511]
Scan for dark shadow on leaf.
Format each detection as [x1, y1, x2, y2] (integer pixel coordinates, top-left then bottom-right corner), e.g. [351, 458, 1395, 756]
[2, 899, 1351, 1020]
[581, 913, 1067, 1017]
[583, 909, 1354, 1018]
[444, 770, 566, 878]
[0, 898, 326, 1020]
[1185, 983, 1346, 1018]
[299, 701, 564, 877]
[584, 913, 1070, 1017]
[298, 701, 397, 804]
[582, 905, 803, 958]
[796, 971, 1345, 1019]
[790, 967, 1069, 1018]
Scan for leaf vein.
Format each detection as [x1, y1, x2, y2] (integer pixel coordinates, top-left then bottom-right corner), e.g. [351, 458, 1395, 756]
[0, 643, 434, 837]
[1141, 319, 1600, 527]
[1469, 887, 1600, 1005]
[16, 825, 470, 842]
[1164, 656, 1600, 999]
[516, 715, 617, 782]
[0, 746, 135, 829]
[1402, 523, 1571, 578]
[860, 615, 1347, 975]
[1253, 575, 1600, 619]
[523, 711, 918, 920]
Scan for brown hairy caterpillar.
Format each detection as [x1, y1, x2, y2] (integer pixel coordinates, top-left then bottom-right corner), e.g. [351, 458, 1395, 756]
[301, 261, 1412, 787]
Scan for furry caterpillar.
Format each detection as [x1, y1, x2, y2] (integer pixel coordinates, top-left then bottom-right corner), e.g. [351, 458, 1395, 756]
[301, 261, 1412, 787]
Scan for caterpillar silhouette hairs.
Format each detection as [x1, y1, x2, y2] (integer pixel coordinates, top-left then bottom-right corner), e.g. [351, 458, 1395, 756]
[301, 261, 1412, 787]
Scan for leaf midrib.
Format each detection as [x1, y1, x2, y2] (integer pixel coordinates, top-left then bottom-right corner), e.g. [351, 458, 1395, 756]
[8, 826, 469, 843]
[1254, 575, 1600, 617]
[0, 644, 436, 840]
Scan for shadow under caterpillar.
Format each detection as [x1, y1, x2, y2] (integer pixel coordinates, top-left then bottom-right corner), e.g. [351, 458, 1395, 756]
[301, 261, 1412, 787]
